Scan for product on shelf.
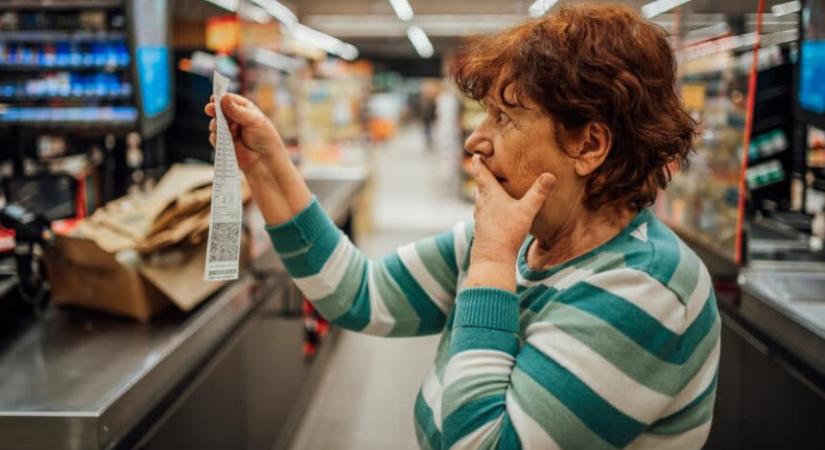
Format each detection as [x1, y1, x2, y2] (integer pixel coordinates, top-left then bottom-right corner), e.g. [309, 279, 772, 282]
[0, 41, 129, 68]
[0, 72, 131, 99]
[747, 159, 786, 189]
[808, 126, 825, 168]
[748, 128, 789, 160]
[0, 106, 138, 124]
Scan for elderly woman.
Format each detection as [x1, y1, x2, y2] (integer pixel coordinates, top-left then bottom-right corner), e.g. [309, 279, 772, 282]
[206, 4, 719, 449]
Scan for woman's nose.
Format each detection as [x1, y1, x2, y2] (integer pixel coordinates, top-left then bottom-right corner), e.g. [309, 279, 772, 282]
[464, 128, 493, 157]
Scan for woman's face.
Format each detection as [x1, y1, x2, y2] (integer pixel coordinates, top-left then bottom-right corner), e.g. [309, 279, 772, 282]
[464, 91, 584, 234]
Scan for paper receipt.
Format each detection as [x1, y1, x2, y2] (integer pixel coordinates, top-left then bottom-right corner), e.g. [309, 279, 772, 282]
[204, 71, 243, 281]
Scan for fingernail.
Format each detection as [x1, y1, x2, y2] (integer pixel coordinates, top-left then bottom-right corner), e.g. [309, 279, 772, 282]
[540, 174, 554, 188]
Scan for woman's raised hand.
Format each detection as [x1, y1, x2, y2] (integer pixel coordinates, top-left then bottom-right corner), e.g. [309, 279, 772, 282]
[205, 93, 285, 173]
[465, 155, 555, 291]
[204, 93, 312, 225]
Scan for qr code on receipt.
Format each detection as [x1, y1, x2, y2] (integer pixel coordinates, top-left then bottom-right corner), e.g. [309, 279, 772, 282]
[208, 223, 241, 262]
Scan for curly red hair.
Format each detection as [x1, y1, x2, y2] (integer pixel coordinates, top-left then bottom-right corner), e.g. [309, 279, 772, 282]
[450, 3, 697, 211]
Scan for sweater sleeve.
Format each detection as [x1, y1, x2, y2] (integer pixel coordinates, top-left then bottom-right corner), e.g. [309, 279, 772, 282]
[440, 269, 721, 449]
[266, 197, 473, 337]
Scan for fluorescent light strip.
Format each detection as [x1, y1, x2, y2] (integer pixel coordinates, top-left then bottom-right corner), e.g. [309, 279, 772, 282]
[771, 0, 801, 17]
[528, 0, 557, 18]
[642, 0, 692, 19]
[388, 0, 414, 22]
[204, 0, 239, 11]
[304, 14, 524, 38]
[407, 25, 434, 58]
[679, 28, 798, 62]
[253, 48, 304, 72]
[685, 21, 730, 41]
[249, 0, 298, 27]
[247, 0, 359, 61]
[291, 24, 359, 60]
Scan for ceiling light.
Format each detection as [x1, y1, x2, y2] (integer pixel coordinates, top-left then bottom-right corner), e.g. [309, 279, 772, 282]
[642, 0, 692, 19]
[528, 0, 557, 18]
[238, 3, 271, 24]
[388, 0, 414, 22]
[304, 14, 523, 38]
[249, 0, 298, 28]
[253, 49, 304, 72]
[685, 21, 730, 41]
[771, 0, 801, 17]
[336, 43, 360, 61]
[290, 24, 359, 60]
[407, 25, 434, 58]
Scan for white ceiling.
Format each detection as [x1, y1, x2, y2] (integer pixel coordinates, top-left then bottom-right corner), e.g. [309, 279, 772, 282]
[293, 0, 796, 57]
[179, 0, 798, 58]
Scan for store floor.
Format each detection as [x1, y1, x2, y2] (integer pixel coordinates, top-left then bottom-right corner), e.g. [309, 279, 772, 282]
[286, 125, 473, 450]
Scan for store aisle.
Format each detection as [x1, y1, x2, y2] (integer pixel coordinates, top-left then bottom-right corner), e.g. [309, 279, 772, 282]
[286, 126, 473, 450]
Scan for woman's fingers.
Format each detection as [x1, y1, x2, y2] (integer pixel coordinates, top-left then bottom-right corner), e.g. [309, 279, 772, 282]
[520, 173, 556, 214]
[225, 93, 252, 107]
[204, 102, 216, 117]
[221, 94, 259, 126]
[209, 116, 240, 138]
[209, 132, 216, 148]
[471, 155, 502, 194]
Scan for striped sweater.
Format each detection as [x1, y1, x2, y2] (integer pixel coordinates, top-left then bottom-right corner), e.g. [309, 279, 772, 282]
[266, 198, 721, 450]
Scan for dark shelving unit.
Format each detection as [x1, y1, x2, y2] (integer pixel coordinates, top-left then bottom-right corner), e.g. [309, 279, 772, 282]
[0, 0, 123, 10]
[0, 62, 129, 71]
[0, 30, 127, 43]
[0, 0, 173, 207]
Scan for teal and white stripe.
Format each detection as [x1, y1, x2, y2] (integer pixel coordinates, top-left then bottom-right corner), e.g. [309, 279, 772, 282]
[267, 199, 721, 449]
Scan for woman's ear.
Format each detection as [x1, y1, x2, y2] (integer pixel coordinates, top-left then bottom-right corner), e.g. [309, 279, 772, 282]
[573, 122, 612, 177]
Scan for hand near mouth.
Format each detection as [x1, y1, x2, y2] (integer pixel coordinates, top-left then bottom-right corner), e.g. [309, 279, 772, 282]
[464, 155, 556, 292]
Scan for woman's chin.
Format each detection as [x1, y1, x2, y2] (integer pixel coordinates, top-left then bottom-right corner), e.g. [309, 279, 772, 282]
[503, 184, 528, 199]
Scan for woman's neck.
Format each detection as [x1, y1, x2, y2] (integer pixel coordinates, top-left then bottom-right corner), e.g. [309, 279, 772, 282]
[527, 205, 636, 270]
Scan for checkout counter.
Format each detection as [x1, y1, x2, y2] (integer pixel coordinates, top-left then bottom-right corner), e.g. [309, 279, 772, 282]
[684, 222, 825, 449]
[0, 175, 366, 450]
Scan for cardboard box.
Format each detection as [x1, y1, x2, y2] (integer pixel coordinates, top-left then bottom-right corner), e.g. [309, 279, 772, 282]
[45, 163, 250, 322]
[46, 237, 237, 322]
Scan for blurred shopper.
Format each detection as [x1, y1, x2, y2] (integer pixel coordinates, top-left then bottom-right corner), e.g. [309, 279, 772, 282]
[421, 89, 437, 151]
[206, 4, 719, 449]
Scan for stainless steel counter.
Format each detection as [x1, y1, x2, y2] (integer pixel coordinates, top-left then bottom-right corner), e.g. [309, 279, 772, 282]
[738, 266, 825, 377]
[0, 274, 270, 450]
[0, 175, 367, 450]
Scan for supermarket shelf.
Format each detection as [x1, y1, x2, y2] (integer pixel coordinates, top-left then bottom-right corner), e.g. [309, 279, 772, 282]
[756, 85, 790, 103]
[750, 177, 787, 191]
[0, 118, 136, 128]
[0, 106, 138, 128]
[752, 115, 791, 135]
[0, 92, 132, 101]
[0, 119, 136, 130]
[0, 30, 127, 43]
[748, 148, 788, 166]
[683, 69, 726, 81]
[0, 62, 129, 71]
[0, 0, 122, 10]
